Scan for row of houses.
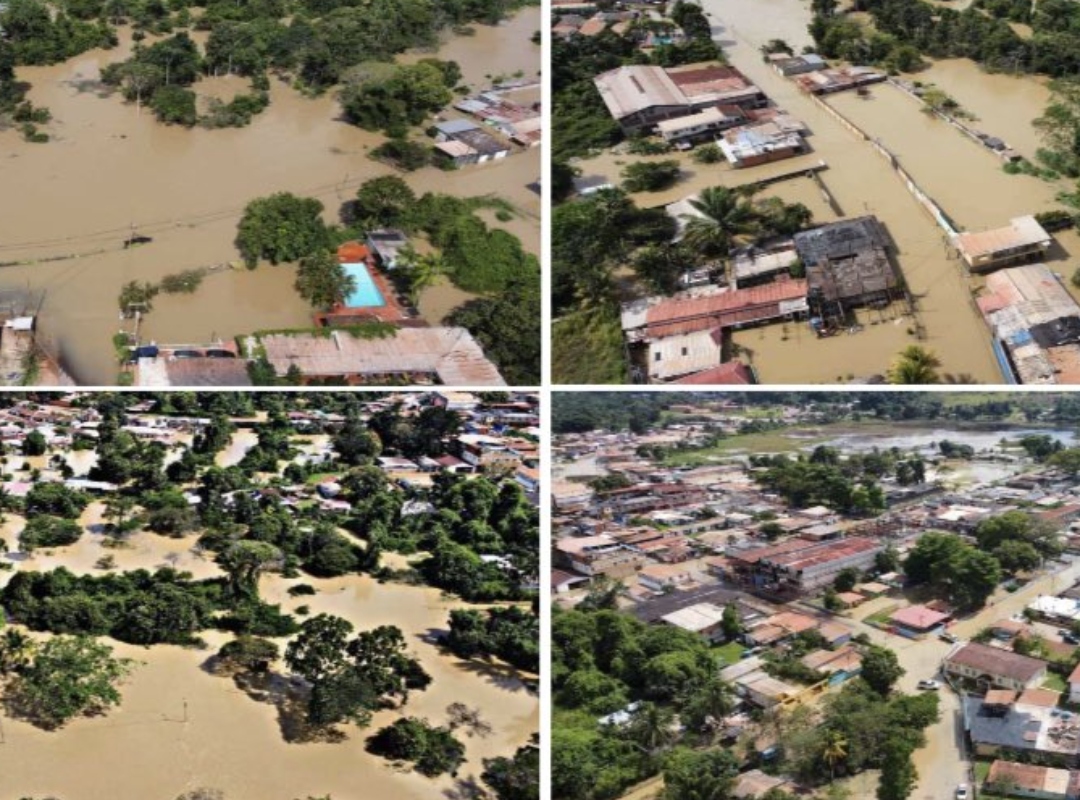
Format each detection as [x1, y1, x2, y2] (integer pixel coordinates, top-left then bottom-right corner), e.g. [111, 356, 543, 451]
[621, 215, 901, 382]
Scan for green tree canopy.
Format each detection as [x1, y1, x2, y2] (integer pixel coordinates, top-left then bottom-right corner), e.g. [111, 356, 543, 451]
[10, 635, 133, 729]
[236, 193, 331, 268]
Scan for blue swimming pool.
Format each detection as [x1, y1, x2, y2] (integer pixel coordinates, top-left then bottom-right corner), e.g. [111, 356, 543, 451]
[342, 262, 386, 308]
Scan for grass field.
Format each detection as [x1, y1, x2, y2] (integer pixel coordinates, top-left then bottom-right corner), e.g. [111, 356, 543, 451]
[714, 641, 745, 666]
[662, 431, 830, 466]
[1043, 672, 1068, 692]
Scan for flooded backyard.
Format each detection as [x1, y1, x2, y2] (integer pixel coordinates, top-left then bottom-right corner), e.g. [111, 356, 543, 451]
[0, 9, 540, 383]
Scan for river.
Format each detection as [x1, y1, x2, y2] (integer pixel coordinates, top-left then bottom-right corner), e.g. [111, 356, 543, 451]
[0, 9, 540, 384]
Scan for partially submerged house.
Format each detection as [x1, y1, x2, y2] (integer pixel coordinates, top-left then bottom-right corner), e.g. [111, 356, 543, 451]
[253, 328, 506, 386]
[977, 263, 1080, 384]
[366, 230, 409, 270]
[793, 216, 903, 323]
[432, 119, 511, 164]
[656, 105, 746, 145]
[593, 62, 766, 135]
[621, 280, 809, 382]
[793, 66, 886, 94]
[768, 53, 827, 76]
[717, 122, 805, 168]
[955, 216, 1052, 273]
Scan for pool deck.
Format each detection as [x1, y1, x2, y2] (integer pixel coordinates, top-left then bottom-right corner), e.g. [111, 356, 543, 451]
[315, 244, 414, 327]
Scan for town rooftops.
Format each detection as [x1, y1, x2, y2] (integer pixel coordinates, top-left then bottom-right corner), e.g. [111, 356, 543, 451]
[593, 63, 760, 121]
[1069, 661, 1080, 685]
[964, 695, 1080, 756]
[794, 216, 890, 267]
[946, 641, 1047, 684]
[435, 140, 479, 159]
[718, 124, 803, 163]
[594, 65, 686, 119]
[733, 536, 881, 572]
[1019, 687, 1063, 708]
[660, 602, 728, 632]
[136, 355, 252, 387]
[987, 759, 1075, 796]
[555, 534, 620, 556]
[449, 127, 510, 156]
[434, 118, 480, 136]
[655, 105, 740, 135]
[664, 63, 758, 99]
[985, 688, 1019, 706]
[801, 645, 861, 674]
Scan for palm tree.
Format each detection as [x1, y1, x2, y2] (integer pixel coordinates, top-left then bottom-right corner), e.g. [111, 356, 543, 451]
[821, 729, 849, 778]
[683, 680, 735, 740]
[404, 252, 447, 307]
[887, 345, 943, 384]
[625, 702, 677, 755]
[680, 186, 761, 282]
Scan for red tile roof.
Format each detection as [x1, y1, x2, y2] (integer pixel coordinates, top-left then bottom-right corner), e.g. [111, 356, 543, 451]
[645, 280, 807, 338]
[672, 361, 755, 385]
[946, 642, 1046, 684]
[890, 604, 950, 630]
[337, 242, 371, 263]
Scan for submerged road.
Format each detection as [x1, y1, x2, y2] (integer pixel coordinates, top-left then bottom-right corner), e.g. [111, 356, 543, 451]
[695, 0, 1001, 382]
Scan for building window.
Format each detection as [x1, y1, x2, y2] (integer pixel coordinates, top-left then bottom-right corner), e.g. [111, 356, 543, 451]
[655, 352, 662, 362]
[681, 347, 688, 356]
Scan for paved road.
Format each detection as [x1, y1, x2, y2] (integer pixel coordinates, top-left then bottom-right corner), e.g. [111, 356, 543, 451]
[842, 557, 1080, 800]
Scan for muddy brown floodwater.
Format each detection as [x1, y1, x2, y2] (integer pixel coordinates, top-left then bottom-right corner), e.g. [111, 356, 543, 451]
[586, 0, 1043, 382]
[0, 504, 538, 799]
[0, 9, 540, 384]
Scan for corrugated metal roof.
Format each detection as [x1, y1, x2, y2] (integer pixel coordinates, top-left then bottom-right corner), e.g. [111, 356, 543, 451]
[956, 216, 1051, 260]
[646, 280, 808, 326]
[594, 65, 686, 120]
[260, 328, 505, 385]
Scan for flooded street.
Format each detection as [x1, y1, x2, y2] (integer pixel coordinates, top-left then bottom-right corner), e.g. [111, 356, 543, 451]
[615, 0, 1029, 382]
[0, 9, 540, 383]
[0, 517, 537, 800]
[828, 83, 1059, 232]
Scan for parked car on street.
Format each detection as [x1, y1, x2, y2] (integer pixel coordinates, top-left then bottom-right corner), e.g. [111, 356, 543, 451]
[917, 679, 941, 690]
